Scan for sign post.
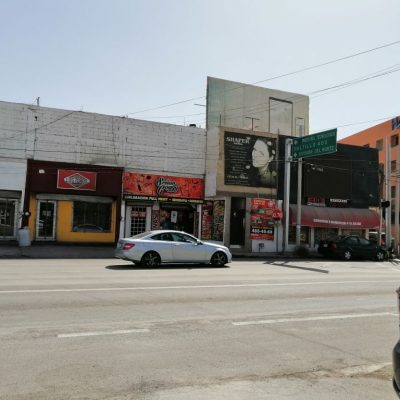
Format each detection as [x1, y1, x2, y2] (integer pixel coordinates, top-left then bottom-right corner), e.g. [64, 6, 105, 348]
[291, 129, 337, 249]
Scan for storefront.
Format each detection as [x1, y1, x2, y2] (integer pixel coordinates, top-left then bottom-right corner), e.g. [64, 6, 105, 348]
[23, 160, 123, 243]
[122, 172, 204, 237]
[288, 204, 381, 249]
[0, 160, 27, 241]
[205, 127, 282, 253]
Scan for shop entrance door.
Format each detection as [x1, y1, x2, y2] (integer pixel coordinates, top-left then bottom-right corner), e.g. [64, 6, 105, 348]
[36, 200, 56, 240]
[230, 197, 245, 246]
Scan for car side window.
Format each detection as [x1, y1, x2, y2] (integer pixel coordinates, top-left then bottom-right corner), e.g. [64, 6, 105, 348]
[359, 238, 371, 246]
[346, 237, 359, 246]
[151, 233, 173, 241]
[171, 233, 196, 243]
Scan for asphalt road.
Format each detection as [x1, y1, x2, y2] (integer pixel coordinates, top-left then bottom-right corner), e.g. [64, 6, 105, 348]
[1, 258, 399, 399]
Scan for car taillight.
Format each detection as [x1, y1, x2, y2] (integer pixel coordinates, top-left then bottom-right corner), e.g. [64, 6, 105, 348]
[330, 243, 337, 249]
[122, 243, 135, 250]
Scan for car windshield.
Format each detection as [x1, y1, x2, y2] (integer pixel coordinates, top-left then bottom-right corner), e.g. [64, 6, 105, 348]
[130, 231, 151, 239]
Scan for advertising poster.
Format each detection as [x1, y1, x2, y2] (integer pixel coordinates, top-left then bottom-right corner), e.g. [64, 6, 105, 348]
[201, 201, 213, 240]
[224, 132, 277, 188]
[250, 198, 276, 240]
[201, 200, 225, 241]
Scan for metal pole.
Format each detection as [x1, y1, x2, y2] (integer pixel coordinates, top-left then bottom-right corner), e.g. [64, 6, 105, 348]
[283, 138, 292, 253]
[396, 141, 399, 255]
[295, 159, 303, 247]
[386, 138, 392, 250]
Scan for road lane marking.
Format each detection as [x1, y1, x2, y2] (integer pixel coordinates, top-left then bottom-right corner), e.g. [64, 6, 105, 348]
[232, 312, 396, 326]
[57, 328, 149, 338]
[0, 280, 397, 294]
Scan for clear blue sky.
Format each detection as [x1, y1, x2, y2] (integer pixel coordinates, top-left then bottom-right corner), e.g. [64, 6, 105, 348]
[1, 0, 399, 139]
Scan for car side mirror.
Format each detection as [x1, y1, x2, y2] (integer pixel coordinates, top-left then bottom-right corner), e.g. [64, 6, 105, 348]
[197, 240, 203, 245]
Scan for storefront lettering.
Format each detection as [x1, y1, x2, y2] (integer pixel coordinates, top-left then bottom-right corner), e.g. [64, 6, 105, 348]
[156, 178, 179, 196]
[313, 218, 361, 226]
[225, 136, 251, 145]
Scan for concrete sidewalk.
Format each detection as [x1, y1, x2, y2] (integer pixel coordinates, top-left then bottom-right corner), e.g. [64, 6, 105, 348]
[0, 244, 116, 259]
[0, 244, 304, 259]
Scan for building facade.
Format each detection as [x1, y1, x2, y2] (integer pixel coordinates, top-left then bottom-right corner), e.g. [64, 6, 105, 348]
[0, 100, 206, 244]
[339, 116, 400, 247]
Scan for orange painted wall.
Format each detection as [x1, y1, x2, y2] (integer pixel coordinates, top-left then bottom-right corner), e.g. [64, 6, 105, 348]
[28, 197, 116, 243]
[339, 117, 400, 235]
[339, 119, 400, 166]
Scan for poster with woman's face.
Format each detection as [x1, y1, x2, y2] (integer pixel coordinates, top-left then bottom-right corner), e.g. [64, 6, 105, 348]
[224, 131, 277, 188]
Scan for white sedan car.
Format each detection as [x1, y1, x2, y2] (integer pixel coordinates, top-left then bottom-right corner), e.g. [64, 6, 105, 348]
[115, 230, 232, 267]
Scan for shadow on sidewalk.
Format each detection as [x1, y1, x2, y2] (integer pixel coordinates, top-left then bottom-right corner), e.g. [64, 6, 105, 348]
[106, 263, 230, 270]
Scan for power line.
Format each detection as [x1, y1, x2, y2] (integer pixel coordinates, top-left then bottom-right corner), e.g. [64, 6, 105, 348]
[122, 39, 400, 117]
[154, 62, 400, 126]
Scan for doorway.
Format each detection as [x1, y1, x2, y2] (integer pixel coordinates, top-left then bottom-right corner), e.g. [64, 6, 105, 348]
[36, 200, 56, 240]
[230, 197, 246, 246]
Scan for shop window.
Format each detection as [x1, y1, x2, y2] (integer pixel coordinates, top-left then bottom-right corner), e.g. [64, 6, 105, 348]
[391, 134, 399, 147]
[288, 226, 310, 245]
[376, 139, 383, 151]
[0, 199, 16, 238]
[72, 201, 111, 232]
[341, 229, 363, 236]
[314, 227, 338, 244]
[130, 206, 147, 236]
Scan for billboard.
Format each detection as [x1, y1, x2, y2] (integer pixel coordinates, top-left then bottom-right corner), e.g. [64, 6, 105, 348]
[224, 131, 278, 189]
[303, 154, 351, 199]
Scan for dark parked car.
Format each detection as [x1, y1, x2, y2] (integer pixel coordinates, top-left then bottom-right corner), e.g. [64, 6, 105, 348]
[318, 235, 386, 261]
[393, 288, 400, 397]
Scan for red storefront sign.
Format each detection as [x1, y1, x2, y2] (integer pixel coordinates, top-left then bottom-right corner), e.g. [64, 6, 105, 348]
[123, 172, 204, 202]
[57, 170, 97, 191]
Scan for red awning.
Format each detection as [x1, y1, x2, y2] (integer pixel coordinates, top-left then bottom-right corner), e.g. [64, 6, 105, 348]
[289, 205, 380, 229]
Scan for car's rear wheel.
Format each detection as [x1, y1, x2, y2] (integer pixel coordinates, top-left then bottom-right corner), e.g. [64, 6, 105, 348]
[376, 250, 385, 261]
[141, 251, 161, 267]
[343, 249, 352, 261]
[210, 251, 227, 267]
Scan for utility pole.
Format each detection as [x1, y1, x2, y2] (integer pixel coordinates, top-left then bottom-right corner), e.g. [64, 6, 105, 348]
[386, 138, 392, 250]
[295, 127, 304, 247]
[283, 138, 293, 253]
[396, 139, 399, 255]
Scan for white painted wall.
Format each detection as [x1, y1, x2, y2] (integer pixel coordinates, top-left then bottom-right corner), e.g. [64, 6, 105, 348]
[0, 101, 206, 177]
[207, 77, 309, 136]
[0, 159, 26, 192]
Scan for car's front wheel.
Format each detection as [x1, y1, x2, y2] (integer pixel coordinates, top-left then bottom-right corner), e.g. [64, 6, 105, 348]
[376, 250, 385, 261]
[141, 251, 161, 268]
[343, 249, 352, 261]
[210, 251, 227, 267]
